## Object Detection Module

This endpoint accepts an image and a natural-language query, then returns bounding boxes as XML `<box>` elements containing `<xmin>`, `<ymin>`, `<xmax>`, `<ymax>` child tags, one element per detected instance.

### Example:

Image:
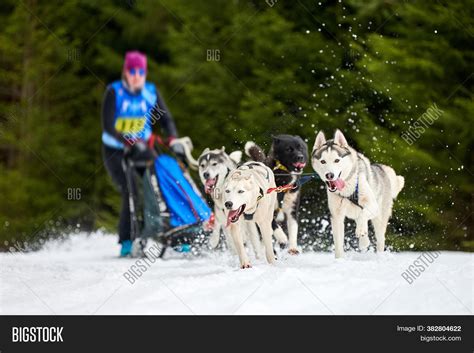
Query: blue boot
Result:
<box><xmin>120</xmin><ymin>240</ymin><xmax>132</xmax><ymax>257</ymax></box>
<box><xmin>173</xmin><ymin>244</ymin><xmax>191</xmax><ymax>253</ymax></box>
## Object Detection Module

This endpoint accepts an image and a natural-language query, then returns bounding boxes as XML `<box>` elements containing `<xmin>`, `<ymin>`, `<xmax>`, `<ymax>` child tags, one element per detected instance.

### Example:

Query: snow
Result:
<box><xmin>1</xmin><ymin>232</ymin><xmax>472</xmax><ymax>315</ymax></box>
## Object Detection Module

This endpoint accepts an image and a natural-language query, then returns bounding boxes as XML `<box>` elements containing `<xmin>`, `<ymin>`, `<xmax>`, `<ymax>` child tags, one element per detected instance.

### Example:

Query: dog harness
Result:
<box><xmin>272</xmin><ymin>160</ymin><xmax>298</xmax><ymax>211</ymax></box>
<box><xmin>239</xmin><ymin>162</ymin><xmax>317</xmax><ymax>220</ymax></box>
<box><xmin>347</xmin><ymin>178</ymin><xmax>361</xmax><ymax>208</ymax></box>
<box><xmin>241</xmin><ymin>162</ymin><xmax>270</xmax><ymax>180</ymax></box>
<box><xmin>333</xmin><ymin>170</ymin><xmax>362</xmax><ymax>209</ymax></box>
<box><xmin>267</xmin><ymin>184</ymin><xmax>296</xmax><ymax>193</ymax></box>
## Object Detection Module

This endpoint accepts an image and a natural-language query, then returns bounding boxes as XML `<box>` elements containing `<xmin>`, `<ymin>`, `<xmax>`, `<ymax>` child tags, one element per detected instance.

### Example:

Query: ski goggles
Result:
<box><xmin>128</xmin><ymin>68</ymin><xmax>146</xmax><ymax>76</ymax></box>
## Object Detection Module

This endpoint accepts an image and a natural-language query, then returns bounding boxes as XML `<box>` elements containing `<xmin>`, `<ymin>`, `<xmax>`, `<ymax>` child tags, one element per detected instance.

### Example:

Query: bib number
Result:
<box><xmin>115</xmin><ymin>117</ymin><xmax>146</xmax><ymax>134</ymax></box>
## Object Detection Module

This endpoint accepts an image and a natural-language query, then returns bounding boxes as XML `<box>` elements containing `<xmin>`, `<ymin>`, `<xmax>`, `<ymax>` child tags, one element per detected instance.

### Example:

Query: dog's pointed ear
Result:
<box><xmin>313</xmin><ymin>131</ymin><xmax>326</xmax><ymax>151</ymax></box>
<box><xmin>229</xmin><ymin>151</ymin><xmax>242</xmax><ymax>164</ymax></box>
<box><xmin>334</xmin><ymin>129</ymin><xmax>348</xmax><ymax>148</ymax></box>
<box><xmin>297</xmin><ymin>135</ymin><xmax>308</xmax><ymax>148</ymax></box>
<box><xmin>202</xmin><ymin>147</ymin><xmax>210</xmax><ymax>155</ymax></box>
<box><xmin>272</xmin><ymin>135</ymin><xmax>280</xmax><ymax>145</ymax></box>
<box><xmin>231</xmin><ymin>171</ymin><xmax>242</xmax><ymax>179</ymax></box>
<box><xmin>221</xmin><ymin>146</ymin><xmax>226</xmax><ymax>152</ymax></box>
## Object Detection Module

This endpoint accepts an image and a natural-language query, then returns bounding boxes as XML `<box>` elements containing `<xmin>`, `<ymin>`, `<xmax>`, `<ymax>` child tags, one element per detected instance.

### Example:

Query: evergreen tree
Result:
<box><xmin>0</xmin><ymin>0</ymin><xmax>471</xmax><ymax>251</ymax></box>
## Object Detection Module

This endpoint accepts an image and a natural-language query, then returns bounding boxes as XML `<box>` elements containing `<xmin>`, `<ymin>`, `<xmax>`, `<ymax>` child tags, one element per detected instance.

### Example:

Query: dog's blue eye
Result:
<box><xmin>321</xmin><ymin>160</ymin><xmax>326</xmax><ymax>164</ymax></box>
<box><xmin>335</xmin><ymin>159</ymin><xmax>340</xmax><ymax>163</ymax></box>
<box><xmin>238</xmin><ymin>190</ymin><xmax>244</xmax><ymax>194</ymax></box>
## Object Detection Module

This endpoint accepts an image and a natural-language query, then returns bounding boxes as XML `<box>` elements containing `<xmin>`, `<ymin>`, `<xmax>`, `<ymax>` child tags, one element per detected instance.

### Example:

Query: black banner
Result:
<box><xmin>0</xmin><ymin>315</ymin><xmax>472</xmax><ymax>352</ymax></box>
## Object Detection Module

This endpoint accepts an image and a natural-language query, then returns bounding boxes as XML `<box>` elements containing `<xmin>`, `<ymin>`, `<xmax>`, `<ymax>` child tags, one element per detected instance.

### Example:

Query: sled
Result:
<box><xmin>122</xmin><ymin>137</ymin><xmax>212</xmax><ymax>258</ymax></box>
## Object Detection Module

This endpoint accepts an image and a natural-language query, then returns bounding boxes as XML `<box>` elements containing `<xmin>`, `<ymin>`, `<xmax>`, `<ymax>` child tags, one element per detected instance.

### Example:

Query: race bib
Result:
<box><xmin>114</xmin><ymin>117</ymin><xmax>146</xmax><ymax>134</ymax></box>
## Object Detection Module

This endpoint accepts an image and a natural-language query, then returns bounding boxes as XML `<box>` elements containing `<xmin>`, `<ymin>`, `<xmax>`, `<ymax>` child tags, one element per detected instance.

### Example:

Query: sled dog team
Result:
<box><xmin>197</xmin><ymin>130</ymin><xmax>405</xmax><ymax>268</ymax></box>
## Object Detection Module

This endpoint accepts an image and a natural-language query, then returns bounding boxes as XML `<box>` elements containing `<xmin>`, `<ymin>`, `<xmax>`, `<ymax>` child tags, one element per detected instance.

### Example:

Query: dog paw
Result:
<box><xmin>240</xmin><ymin>263</ymin><xmax>252</xmax><ymax>269</ymax></box>
<box><xmin>355</xmin><ymin>226</ymin><xmax>368</xmax><ymax>238</ymax></box>
<box><xmin>288</xmin><ymin>248</ymin><xmax>300</xmax><ymax>255</ymax></box>
<box><xmin>355</xmin><ymin>219</ymin><xmax>368</xmax><ymax>239</ymax></box>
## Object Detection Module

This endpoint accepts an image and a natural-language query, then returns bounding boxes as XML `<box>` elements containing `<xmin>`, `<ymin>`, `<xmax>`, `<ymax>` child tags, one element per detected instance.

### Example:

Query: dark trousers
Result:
<box><xmin>102</xmin><ymin>145</ymin><xmax>132</xmax><ymax>244</ymax></box>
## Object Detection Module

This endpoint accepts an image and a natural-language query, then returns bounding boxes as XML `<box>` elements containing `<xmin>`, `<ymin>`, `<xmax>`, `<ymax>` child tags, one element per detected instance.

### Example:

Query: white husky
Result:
<box><xmin>311</xmin><ymin>130</ymin><xmax>404</xmax><ymax>258</ymax></box>
<box><xmin>223</xmin><ymin>162</ymin><xmax>280</xmax><ymax>268</ymax></box>
<box><xmin>198</xmin><ymin>147</ymin><xmax>263</xmax><ymax>257</ymax></box>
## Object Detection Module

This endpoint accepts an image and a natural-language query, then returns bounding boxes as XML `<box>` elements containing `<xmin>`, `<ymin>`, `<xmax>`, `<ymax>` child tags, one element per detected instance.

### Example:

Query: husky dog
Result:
<box><xmin>245</xmin><ymin>135</ymin><xmax>308</xmax><ymax>254</ymax></box>
<box><xmin>198</xmin><ymin>147</ymin><xmax>244</xmax><ymax>249</ymax></box>
<box><xmin>223</xmin><ymin>162</ymin><xmax>280</xmax><ymax>268</ymax></box>
<box><xmin>198</xmin><ymin>147</ymin><xmax>265</xmax><ymax>258</ymax></box>
<box><xmin>311</xmin><ymin>130</ymin><xmax>405</xmax><ymax>258</ymax></box>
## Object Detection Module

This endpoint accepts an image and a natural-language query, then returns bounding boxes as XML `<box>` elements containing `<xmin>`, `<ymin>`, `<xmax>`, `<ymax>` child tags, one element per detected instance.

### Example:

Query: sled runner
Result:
<box><xmin>122</xmin><ymin>137</ymin><xmax>212</xmax><ymax>258</ymax></box>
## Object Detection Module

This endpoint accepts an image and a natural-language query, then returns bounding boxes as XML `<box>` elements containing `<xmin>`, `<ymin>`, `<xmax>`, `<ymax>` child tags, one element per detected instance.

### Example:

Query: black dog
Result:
<box><xmin>245</xmin><ymin>135</ymin><xmax>308</xmax><ymax>254</ymax></box>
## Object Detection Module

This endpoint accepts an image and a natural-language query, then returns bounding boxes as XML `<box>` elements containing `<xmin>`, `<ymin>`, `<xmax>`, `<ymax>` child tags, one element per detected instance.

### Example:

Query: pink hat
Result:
<box><xmin>123</xmin><ymin>51</ymin><xmax>147</xmax><ymax>72</ymax></box>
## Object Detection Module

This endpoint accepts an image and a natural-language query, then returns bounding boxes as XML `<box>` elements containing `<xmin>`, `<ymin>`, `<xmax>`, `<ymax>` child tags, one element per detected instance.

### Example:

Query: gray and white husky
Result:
<box><xmin>311</xmin><ymin>130</ymin><xmax>404</xmax><ymax>258</ymax></box>
<box><xmin>198</xmin><ymin>147</ymin><xmax>262</xmax><ymax>255</ymax></box>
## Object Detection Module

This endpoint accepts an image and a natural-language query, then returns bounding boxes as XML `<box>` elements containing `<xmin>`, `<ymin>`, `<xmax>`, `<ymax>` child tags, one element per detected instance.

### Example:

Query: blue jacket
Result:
<box><xmin>101</xmin><ymin>80</ymin><xmax>177</xmax><ymax>149</ymax></box>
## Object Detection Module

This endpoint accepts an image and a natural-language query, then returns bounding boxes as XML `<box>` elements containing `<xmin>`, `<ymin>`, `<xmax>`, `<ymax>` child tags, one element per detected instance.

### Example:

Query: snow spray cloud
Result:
<box><xmin>7</xmin><ymin>241</ymin><xmax>30</xmax><ymax>254</ymax></box>
<box><xmin>401</xmin><ymin>103</ymin><xmax>444</xmax><ymax>145</ymax></box>
<box><xmin>401</xmin><ymin>251</ymin><xmax>442</xmax><ymax>284</ymax></box>
<box><xmin>122</xmin><ymin>243</ymin><xmax>162</xmax><ymax>285</ymax></box>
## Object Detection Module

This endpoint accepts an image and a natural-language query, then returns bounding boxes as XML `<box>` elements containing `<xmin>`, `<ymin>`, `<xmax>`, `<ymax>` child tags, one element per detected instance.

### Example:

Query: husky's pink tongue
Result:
<box><xmin>226</xmin><ymin>209</ymin><xmax>239</xmax><ymax>227</ymax></box>
<box><xmin>205</xmin><ymin>178</ymin><xmax>216</xmax><ymax>193</ymax></box>
<box><xmin>334</xmin><ymin>178</ymin><xmax>345</xmax><ymax>190</ymax></box>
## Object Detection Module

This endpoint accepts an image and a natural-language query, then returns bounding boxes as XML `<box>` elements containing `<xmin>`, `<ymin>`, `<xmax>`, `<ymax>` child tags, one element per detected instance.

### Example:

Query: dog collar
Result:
<box><xmin>243</xmin><ymin>188</ymin><xmax>264</xmax><ymax>220</ymax></box>
<box><xmin>243</xmin><ymin>213</ymin><xmax>254</xmax><ymax>220</ymax></box>
<box><xmin>273</xmin><ymin>160</ymin><xmax>290</xmax><ymax>173</ymax></box>
<box><xmin>332</xmin><ymin>165</ymin><xmax>361</xmax><ymax>208</ymax></box>
<box><xmin>342</xmin><ymin>176</ymin><xmax>361</xmax><ymax>209</ymax></box>
<box><xmin>348</xmin><ymin>177</ymin><xmax>360</xmax><ymax>207</ymax></box>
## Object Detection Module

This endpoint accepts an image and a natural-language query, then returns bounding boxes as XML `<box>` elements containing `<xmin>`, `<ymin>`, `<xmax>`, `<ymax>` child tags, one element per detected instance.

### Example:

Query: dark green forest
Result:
<box><xmin>0</xmin><ymin>0</ymin><xmax>472</xmax><ymax>251</ymax></box>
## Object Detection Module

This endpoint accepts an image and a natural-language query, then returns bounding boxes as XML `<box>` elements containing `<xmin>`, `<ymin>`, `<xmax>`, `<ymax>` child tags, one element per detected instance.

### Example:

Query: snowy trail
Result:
<box><xmin>1</xmin><ymin>232</ymin><xmax>472</xmax><ymax>315</ymax></box>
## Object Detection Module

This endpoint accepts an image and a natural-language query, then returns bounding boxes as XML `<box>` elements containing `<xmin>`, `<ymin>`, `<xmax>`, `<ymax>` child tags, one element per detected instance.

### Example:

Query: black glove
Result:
<box><xmin>125</xmin><ymin>140</ymin><xmax>154</xmax><ymax>163</ymax></box>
